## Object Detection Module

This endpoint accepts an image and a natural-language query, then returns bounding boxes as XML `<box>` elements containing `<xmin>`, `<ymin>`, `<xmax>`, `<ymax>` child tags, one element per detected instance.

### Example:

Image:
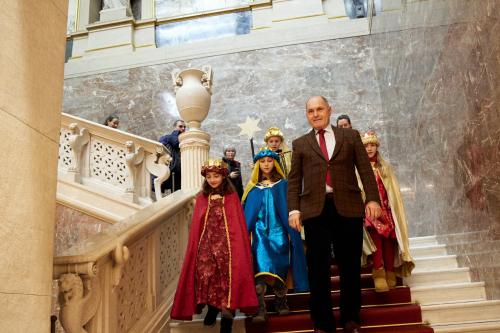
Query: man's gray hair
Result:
<box><xmin>305</xmin><ymin>95</ymin><xmax>329</xmax><ymax>107</ymax></box>
<box><xmin>223</xmin><ymin>145</ymin><xmax>236</xmax><ymax>154</ymax></box>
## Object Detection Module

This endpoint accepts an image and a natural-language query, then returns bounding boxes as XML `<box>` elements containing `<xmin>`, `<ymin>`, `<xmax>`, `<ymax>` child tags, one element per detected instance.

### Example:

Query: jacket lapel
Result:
<box><xmin>331</xmin><ymin>125</ymin><xmax>343</xmax><ymax>160</ymax></box>
<box><xmin>305</xmin><ymin>129</ymin><xmax>327</xmax><ymax>161</ymax></box>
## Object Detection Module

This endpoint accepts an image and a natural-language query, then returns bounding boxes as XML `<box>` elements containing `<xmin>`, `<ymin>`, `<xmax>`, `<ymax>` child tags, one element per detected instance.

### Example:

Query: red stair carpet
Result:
<box><xmin>245</xmin><ymin>264</ymin><xmax>433</xmax><ymax>333</ymax></box>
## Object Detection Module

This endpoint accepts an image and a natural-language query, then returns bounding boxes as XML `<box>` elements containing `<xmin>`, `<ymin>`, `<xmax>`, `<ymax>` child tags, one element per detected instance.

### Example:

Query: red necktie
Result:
<box><xmin>317</xmin><ymin>129</ymin><xmax>332</xmax><ymax>187</ymax></box>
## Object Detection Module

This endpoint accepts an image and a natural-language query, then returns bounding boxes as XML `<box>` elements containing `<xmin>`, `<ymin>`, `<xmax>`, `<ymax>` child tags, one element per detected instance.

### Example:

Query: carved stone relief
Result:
<box><xmin>158</xmin><ymin>217</ymin><xmax>180</xmax><ymax>293</ymax></box>
<box><xmin>116</xmin><ymin>238</ymin><xmax>149</xmax><ymax>331</ymax></box>
<box><xmin>58</xmin><ymin>129</ymin><xmax>73</xmax><ymax>172</ymax></box>
<box><xmin>89</xmin><ymin>138</ymin><xmax>129</xmax><ymax>188</ymax></box>
<box><xmin>58</xmin><ymin>274</ymin><xmax>100</xmax><ymax>333</ymax></box>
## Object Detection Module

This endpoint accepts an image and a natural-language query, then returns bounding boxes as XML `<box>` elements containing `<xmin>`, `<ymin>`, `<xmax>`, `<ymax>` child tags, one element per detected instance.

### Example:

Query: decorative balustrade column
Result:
<box><xmin>179</xmin><ymin>130</ymin><xmax>211</xmax><ymax>190</ymax></box>
<box><xmin>172</xmin><ymin>66</ymin><xmax>213</xmax><ymax>190</ymax></box>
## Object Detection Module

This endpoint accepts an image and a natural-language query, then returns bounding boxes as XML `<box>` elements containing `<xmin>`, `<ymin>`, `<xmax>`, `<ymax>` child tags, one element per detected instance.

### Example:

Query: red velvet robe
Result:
<box><xmin>170</xmin><ymin>192</ymin><xmax>258</xmax><ymax>320</ymax></box>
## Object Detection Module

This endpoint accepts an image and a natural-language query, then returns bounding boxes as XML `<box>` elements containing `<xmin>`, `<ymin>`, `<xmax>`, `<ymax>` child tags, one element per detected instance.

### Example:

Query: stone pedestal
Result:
<box><xmin>85</xmin><ymin>18</ymin><xmax>134</xmax><ymax>58</ymax></box>
<box><xmin>0</xmin><ymin>1</ymin><xmax>67</xmax><ymax>331</ymax></box>
<box><xmin>323</xmin><ymin>0</ymin><xmax>349</xmax><ymax>20</ymax></box>
<box><xmin>99</xmin><ymin>6</ymin><xmax>131</xmax><ymax>22</ymax></box>
<box><xmin>272</xmin><ymin>0</ymin><xmax>327</xmax><ymax>28</ymax></box>
<box><xmin>179</xmin><ymin>130</ymin><xmax>211</xmax><ymax>190</ymax></box>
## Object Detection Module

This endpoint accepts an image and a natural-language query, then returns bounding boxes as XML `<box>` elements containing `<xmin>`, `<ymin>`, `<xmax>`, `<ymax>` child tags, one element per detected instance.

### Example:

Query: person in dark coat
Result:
<box><xmin>287</xmin><ymin>96</ymin><xmax>381</xmax><ymax>333</ymax></box>
<box><xmin>159</xmin><ymin>119</ymin><xmax>186</xmax><ymax>193</ymax></box>
<box><xmin>222</xmin><ymin>145</ymin><xmax>244</xmax><ymax>199</ymax></box>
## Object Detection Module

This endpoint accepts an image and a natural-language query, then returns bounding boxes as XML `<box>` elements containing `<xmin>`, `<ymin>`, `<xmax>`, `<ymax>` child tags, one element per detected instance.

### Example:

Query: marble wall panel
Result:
<box><xmin>54</xmin><ymin>204</ymin><xmax>111</xmax><ymax>255</ymax></box>
<box><xmin>62</xmin><ymin>0</ymin><xmax>500</xmax><ymax>290</ymax></box>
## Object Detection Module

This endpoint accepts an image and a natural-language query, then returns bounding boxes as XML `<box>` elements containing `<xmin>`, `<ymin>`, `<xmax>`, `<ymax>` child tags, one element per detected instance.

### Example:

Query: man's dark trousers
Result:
<box><xmin>303</xmin><ymin>194</ymin><xmax>363</xmax><ymax>332</ymax></box>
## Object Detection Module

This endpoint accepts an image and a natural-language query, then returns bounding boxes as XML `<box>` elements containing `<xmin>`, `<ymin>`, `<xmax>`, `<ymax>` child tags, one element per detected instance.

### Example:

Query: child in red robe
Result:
<box><xmin>170</xmin><ymin>159</ymin><xmax>258</xmax><ymax>333</ymax></box>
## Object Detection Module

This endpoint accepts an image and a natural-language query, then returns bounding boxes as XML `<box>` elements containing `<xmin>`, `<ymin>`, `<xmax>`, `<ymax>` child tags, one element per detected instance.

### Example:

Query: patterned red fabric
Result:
<box><xmin>195</xmin><ymin>197</ymin><xmax>230</xmax><ymax>308</ymax></box>
<box><xmin>171</xmin><ymin>192</ymin><xmax>258</xmax><ymax>320</ymax></box>
<box><xmin>365</xmin><ymin>170</ymin><xmax>396</xmax><ymax>238</ymax></box>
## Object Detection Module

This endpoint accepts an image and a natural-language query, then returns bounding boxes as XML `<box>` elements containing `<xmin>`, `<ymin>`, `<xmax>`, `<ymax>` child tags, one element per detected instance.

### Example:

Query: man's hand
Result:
<box><xmin>229</xmin><ymin>171</ymin><xmax>239</xmax><ymax>179</ymax></box>
<box><xmin>365</xmin><ymin>201</ymin><xmax>381</xmax><ymax>221</ymax></box>
<box><xmin>288</xmin><ymin>212</ymin><xmax>302</xmax><ymax>233</ymax></box>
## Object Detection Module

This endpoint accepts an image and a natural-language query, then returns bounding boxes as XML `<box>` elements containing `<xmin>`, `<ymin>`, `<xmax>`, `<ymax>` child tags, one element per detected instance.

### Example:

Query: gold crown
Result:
<box><xmin>201</xmin><ymin>159</ymin><xmax>229</xmax><ymax>176</ymax></box>
<box><xmin>361</xmin><ymin>131</ymin><xmax>380</xmax><ymax>146</ymax></box>
<box><xmin>264</xmin><ymin>126</ymin><xmax>284</xmax><ymax>142</ymax></box>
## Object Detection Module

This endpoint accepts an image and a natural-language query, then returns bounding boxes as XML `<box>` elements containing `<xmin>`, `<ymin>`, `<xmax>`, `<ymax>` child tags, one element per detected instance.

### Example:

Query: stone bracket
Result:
<box><xmin>111</xmin><ymin>244</ymin><xmax>130</xmax><ymax>288</ymax></box>
<box><xmin>146</xmin><ymin>145</ymin><xmax>171</xmax><ymax>201</ymax></box>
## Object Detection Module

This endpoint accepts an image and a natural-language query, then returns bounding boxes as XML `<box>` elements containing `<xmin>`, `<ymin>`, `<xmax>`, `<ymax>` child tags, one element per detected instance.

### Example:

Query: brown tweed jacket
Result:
<box><xmin>287</xmin><ymin>125</ymin><xmax>380</xmax><ymax>220</ymax></box>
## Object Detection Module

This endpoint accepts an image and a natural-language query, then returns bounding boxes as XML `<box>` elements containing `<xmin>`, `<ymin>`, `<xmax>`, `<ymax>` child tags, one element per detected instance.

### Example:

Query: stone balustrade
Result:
<box><xmin>53</xmin><ymin>189</ymin><xmax>197</xmax><ymax>333</ymax></box>
<box><xmin>58</xmin><ymin>113</ymin><xmax>171</xmax><ymax>206</ymax></box>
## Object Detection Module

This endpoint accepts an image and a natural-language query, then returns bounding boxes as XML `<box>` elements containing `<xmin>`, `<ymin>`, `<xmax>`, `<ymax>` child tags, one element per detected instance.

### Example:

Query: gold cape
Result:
<box><xmin>357</xmin><ymin>156</ymin><xmax>415</xmax><ymax>277</ymax></box>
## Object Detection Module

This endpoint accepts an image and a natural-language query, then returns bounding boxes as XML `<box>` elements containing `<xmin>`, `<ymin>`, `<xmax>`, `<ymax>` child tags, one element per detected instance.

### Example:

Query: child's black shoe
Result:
<box><xmin>203</xmin><ymin>305</ymin><xmax>219</xmax><ymax>327</ymax></box>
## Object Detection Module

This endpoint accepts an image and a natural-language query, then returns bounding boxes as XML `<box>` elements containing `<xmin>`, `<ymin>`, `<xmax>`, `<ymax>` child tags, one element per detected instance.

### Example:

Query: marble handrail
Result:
<box><xmin>53</xmin><ymin>189</ymin><xmax>197</xmax><ymax>333</ymax></box>
<box><xmin>58</xmin><ymin>112</ymin><xmax>172</xmax><ymax>205</ymax></box>
<box><xmin>54</xmin><ymin>189</ymin><xmax>196</xmax><ymax>264</ymax></box>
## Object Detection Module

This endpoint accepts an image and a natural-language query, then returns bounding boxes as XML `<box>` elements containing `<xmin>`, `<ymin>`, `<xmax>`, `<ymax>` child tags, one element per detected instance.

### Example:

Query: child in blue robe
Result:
<box><xmin>242</xmin><ymin>149</ymin><xmax>308</xmax><ymax>321</ymax></box>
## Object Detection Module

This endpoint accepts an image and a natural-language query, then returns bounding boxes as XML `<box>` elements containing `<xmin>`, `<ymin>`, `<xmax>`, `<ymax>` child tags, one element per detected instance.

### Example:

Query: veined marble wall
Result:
<box><xmin>54</xmin><ymin>204</ymin><xmax>111</xmax><ymax>255</ymax></box>
<box><xmin>63</xmin><ymin>0</ymin><xmax>499</xmax><ymax>295</ymax></box>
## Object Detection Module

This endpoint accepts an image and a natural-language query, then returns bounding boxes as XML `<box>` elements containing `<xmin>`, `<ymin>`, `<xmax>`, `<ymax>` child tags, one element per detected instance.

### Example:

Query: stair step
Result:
<box><xmin>411</xmin><ymin>282</ymin><xmax>486</xmax><ymax>305</ymax></box>
<box><xmin>266</xmin><ymin>287</ymin><xmax>412</xmax><ymax>311</ymax></box>
<box><xmin>410</xmin><ymin>244</ymin><xmax>447</xmax><ymax>258</ymax></box>
<box><xmin>432</xmin><ymin>319</ymin><xmax>500</xmax><ymax>333</ymax></box>
<box><xmin>413</xmin><ymin>255</ymin><xmax>458</xmax><ymax>272</ymax></box>
<box><xmin>353</xmin><ymin>324</ymin><xmax>434</xmax><ymax>333</ymax></box>
<box><xmin>409</xmin><ymin>236</ymin><xmax>438</xmax><ymax>247</ymax></box>
<box><xmin>331</xmin><ymin>274</ymin><xmax>403</xmax><ymax>290</ymax></box>
<box><xmin>246</xmin><ymin>304</ymin><xmax>423</xmax><ymax>332</ymax></box>
<box><xmin>405</xmin><ymin>267</ymin><xmax>471</xmax><ymax>287</ymax></box>
<box><xmin>422</xmin><ymin>300</ymin><xmax>500</xmax><ymax>325</ymax></box>
<box><xmin>262</xmin><ymin>323</ymin><xmax>434</xmax><ymax>332</ymax></box>
<box><xmin>169</xmin><ymin>316</ymin><xmax>246</xmax><ymax>333</ymax></box>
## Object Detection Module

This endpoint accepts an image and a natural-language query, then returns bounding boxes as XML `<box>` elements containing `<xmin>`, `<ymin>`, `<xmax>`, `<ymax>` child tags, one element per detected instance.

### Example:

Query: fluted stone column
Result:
<box><xmin>0</xmin><ymin>1</ymin><xmax>67</xmax><ymax>332</ymax></box>
<box><xmin>179</xmin><ymin>130</ymin><xmax>211</xmax><ymax>190</ymax></box>
<box><xmin>173</xmin><ymin>66</ymin><xmax>213</xmax><ymax>190</ymax></box>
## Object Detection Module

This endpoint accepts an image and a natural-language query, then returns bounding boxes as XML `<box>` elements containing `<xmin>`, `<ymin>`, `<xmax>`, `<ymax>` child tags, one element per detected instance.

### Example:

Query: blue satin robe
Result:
<box><xmin>244</xmin><ymin>180</ymin><xmax>309</xmax><ymax>292</ymax></box>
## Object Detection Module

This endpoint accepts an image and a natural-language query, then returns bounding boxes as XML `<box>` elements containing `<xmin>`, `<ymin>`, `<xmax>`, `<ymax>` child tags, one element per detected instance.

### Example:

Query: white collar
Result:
<box><xmin>314</xmin><ymin>125</ymin><xmax>333</xmax><ymax>134</ymax></box>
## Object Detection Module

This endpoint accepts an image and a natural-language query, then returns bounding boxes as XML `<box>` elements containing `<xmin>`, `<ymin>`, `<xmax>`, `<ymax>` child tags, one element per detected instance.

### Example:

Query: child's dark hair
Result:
<box><xmin>258</xmin><ymin>164</ymin><xmax>283</xmax><ymax>183</ymax></box>
<box><xmin>202</xmin><ymin>177</ymin><xmax>236</xmax><ymax>196</ymax></box>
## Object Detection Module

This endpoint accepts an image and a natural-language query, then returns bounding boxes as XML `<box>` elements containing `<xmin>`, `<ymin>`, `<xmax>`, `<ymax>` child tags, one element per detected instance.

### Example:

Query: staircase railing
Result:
<box><xmin>58</xmin><ymin>113</ymin><xmax>172</xmax><ymax>205</ymax></box>
<box><xmin>53</xmin><ymin>189</ymin><xmax>197</xmax><ymax>333</ymax></box>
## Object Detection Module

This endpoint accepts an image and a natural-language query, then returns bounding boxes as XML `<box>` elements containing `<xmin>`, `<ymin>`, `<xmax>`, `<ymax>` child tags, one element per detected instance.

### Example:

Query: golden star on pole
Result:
<box><xmin>238</xmin><ymin>116</ymin><xmax>262</xmax><ymax>139</ymax></box>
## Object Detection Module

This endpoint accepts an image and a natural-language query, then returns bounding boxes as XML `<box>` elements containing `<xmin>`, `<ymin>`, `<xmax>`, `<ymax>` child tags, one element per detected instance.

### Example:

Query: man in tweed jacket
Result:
<box><xmin>287</xmin><ymin>96</ymin><xmax>381</xmax><ymax>333</ymax></box>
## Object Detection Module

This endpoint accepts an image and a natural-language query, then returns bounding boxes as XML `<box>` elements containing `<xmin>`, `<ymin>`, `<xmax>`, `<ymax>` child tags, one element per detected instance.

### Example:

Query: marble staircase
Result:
<box><xmin>169</xmin><ymin>235</ymin><xmax>500</xmax><ymax>333</ymax></box>
<box><xmin>406</xmin><ymin>236</ymin><xmax>500</xmax><ymax>333</ymax></box>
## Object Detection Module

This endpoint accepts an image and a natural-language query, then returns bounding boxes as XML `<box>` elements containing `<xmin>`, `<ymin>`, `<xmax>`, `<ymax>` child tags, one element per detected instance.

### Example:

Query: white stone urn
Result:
<box><xmin>172</xmin><ymin>66</ymin><xmax>213</xmax><ymax>129</ymax></box>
